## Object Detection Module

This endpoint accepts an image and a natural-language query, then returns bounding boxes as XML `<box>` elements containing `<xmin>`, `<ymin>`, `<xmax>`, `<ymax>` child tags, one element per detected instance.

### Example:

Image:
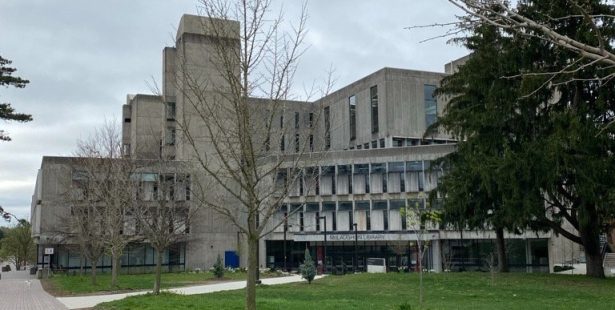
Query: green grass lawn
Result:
<box><xmin>95</xmin><ymin>272</ymin><xmax>615</xmax><ymax>310</ymax></box>
<box><xmin>43</xmin><ymin>270</ymin><xmax>254</xmax><ymax>296</ymax></box>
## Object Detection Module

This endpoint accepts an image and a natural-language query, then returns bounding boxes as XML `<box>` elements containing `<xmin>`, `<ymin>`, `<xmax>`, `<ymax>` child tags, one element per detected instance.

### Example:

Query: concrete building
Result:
<box><xmin>32</xmin><ymin>14</ymin><xmax>564</xmax><ymax>274</ymax></box>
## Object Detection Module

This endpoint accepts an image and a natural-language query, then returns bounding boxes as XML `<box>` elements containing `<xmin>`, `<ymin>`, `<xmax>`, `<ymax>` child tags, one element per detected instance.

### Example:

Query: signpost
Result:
<box><xmin>44</xmin><ymin>248</ymin><xmax>53</xmax><ymax>278</ymax></box>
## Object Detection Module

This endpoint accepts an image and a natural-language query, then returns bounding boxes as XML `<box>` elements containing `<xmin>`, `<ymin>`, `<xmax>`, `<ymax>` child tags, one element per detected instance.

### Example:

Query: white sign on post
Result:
<box><xmin>44</xmin><ymin>248</ymin><xmax>54</xmax><ymax>255</ymax></box>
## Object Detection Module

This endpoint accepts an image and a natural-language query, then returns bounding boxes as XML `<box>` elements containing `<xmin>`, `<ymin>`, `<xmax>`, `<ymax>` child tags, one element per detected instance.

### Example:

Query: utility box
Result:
<box><xmin>225</xmin><ymin>251</ymin><xmax>240</xmax><ymax>268</ymax></box>
<box><xmin>367</xmin><ymin>258</ymin><xmax>386</xmax><ymax>273</ymax></box>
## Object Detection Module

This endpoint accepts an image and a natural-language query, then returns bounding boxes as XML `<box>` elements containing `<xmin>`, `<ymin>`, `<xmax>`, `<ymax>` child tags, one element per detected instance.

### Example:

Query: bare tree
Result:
<box><xmin>69</xmin><ymin>121</ymin><xmax>139</xmax><ymax>286</ymax></box>
<box><xmin>403</xmin><ymin>197</ymin><xmax>441</xmax><ymax>309</ymax></box>
<box><xmin>170</xmin><ymin>1</ymin><xmax>331</xmax><ymax>309</ymax></box>
<box><xmin>133</xmin><ymin>159</ymin><xmax>194</xmax><ymax>295</ymax></box>
<box><xmin>67</xmin><ymin>201</ymin><xmax>107</xmax><ymax>284</ymax></box>
<box><xmin>448</xmin><ymin>0</ymin><xmax>615</xmax><ymax>80</ymax></box>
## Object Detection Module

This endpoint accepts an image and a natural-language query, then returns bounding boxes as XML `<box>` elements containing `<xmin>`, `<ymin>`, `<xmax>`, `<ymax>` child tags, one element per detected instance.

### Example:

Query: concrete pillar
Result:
<box><xmin>431</xmin><ymin>239</ymin><xmax>442</xmax><ymax>273</ymax></box>
<box><xmin>259</xmin><ymin>238</ymin><xmax>266</xmax><ymax>269</ymax></box>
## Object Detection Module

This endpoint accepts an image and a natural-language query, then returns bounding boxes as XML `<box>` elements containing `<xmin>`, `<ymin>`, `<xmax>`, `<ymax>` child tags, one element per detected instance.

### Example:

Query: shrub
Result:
<box><xmin>397</xmin><ymin>302</ymin><xmax>413</xmax><ymax>310</ymax></box>
<box><xmin>300</xmin><ymin>249</ymin><xmax>316</xmax><ymax>284</ymax></box>
<box><xmin>212</xmin><ymin>255</ymin><xmax>225</xmax><ymax>279</ymax></box>
<box><xmin>553</xmin><ymin>265</ymin><xmax>574</xmax><ymax>272</ymax></box>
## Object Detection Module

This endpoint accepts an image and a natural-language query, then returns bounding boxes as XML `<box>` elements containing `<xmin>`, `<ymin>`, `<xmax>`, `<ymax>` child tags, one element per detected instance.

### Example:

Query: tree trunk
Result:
<box><xmin>91</xmin><ymin>262</ymin><xmax>97</xmax><ymax>286</ymax></box>
<box><xmin>578</xmin><ymin>213</ymin><xmax>604</xmax><ymax>278</ymax></box>
<box><xmin>79</xmin><ymin>252</ymin><xmax>84</xmax><ymax>276</ymax></box>
<box><xmin>245</xmin><ymin>236</ymin><xmax>258</xmax><ymax>310</ymax></box>
<box><xmin>154</xmin><ymin>250</ymin><xmax>163</xmax><ymax>294</ymax></box>
<box><xmin>111</xmin><ymin>251</ymin><xmax>120</xmax><ymax>288</ymax></box>
<box><xmin>495</xmin><ymin>227</ymin><xmax>509</xmax><ymax>273</ymax></box>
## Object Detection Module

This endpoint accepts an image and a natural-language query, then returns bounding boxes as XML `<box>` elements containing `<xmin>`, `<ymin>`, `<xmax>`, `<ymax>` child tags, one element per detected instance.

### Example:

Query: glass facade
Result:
<box><xmin>275</xmin><ymin>160</ymin><xmax>438</xmax><ymax>197</ymax></box>
<box><xmin>324</xmin><ymin>106</ymin><xmax>331</xmax><ymax>150</ymax></box>
<box><xmin>370</xmin><ymin>85</ymin><xmax>378</xmax><ymax>133</ymax></box>
<box><xmin>424</xmin><ymin>84</ymin><xmax>437</xmax><ymax>128</ymax></box>
<box><xmin>38</xmin><ymin>242</ymin><xmax>186</xmax><ymax>273</ymax></box>
<box><xmin>349</xmin><ymin>95</ymin><xmax>357</xmax><ymax>141</ymax></box>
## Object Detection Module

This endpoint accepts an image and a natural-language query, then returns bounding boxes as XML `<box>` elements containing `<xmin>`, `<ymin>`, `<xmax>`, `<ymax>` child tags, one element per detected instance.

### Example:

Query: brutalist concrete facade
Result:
<box><xmin>31</xmin><ymin>14</ymin><xmax>573</xmax><ymax>273</ymax></box>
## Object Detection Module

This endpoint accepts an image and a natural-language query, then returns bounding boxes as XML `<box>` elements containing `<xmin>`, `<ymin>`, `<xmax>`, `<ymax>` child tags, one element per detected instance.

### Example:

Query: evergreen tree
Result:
<box><xmin>300</xmin><ymin>249</ymin><xmax>316</xmax><ymax>284</ymax></box>
<box><xmin>213</xmin><ymin>254</ymin><xmax>225</xmax><ymax>279</ymax></box>
<box><xmin>432</xmin><ymin>14</ymin><xmax>533</xmax><ymax>273</ymax></box>
<box><xmin>435</xmin><ymin>0</ymin><xmax>615</xmax><ymax>277</ymax></box>
<box><xmin>0</xmin><ymin>55</ymin><xmax>32</xmax><ymax>141</ymax></box>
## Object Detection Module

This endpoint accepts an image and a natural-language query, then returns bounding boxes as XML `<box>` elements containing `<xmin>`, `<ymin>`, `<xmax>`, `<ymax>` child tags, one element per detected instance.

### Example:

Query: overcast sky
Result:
<box><xmin>0</xmin><ymin>0</ymin><xmax>467</xmax><ymax>224</ymax></box>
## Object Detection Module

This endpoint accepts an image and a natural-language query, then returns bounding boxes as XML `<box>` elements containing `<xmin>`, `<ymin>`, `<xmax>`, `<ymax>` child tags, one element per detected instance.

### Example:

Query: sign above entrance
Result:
<box><xmin>293</xmin><ymin>232</ymin><xmax>439</xmax><ymax>242</ymax></box>
<box><xmin>44</xmin><ymin>248</ymin><xmax>54</xmax><ymax>255</ymax></box>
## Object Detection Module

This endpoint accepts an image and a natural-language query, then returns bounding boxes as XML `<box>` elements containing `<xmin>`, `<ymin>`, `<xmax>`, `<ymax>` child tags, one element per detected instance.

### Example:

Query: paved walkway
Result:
<box><xmin>58</xmin><ymin>274</ymin><xmax>324</xmax><ymax>309</ymax></box>
<box><xmin>0</xmin><ymin>270</ymin><xmax>67</xmax><ymax>310</ymax></box>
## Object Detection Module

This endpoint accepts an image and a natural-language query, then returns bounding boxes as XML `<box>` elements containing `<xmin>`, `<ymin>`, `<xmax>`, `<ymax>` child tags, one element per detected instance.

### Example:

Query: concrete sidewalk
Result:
<box><xmin>0</xmin><ymin>270</ymin><xmax>67</xmax><ymax>310</ymax></box>
<box><xmin>57</xmin><ymin>274</ymin><xmax>324</xmax><ymax>309</ymax></box>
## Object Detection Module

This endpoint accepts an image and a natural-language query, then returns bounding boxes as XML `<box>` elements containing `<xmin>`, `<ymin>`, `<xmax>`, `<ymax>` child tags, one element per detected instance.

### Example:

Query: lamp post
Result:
<box><xmin>353</xmin><ymin>223</ymin><xmax>358</xmax><ymax>272</ymax></box>
<box><xmin>317</xmin><ymin>215</ymin><xmax>327</xmax><ymax>274</ymax></box>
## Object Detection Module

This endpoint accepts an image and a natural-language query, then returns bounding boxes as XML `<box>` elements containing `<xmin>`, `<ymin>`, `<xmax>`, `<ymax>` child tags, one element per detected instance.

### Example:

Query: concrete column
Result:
<box><xmin>431</xmin><ymin>239</ymin><xmax>442</xmax><ymax>273</ymax></box>
<box><xmin>259</xmin><ymin>238</ymin><xmax>266</xmax><ymax>269</ymax></box>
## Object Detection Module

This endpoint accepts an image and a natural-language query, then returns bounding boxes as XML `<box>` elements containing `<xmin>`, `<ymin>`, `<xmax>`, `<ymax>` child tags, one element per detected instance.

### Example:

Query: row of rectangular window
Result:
<box><xmin>72</xmin><ymin>172</ymin><xmax>192</xmax><ymax>202</ymax></box>
<box><xmin>280</xmin><ymin>112</ymin><xmax>315</xmax><ymax>129</ymax></box>
<box><xmin>276</xmin><ymin>160</ymin><xmax>440</xmax><ymax>196</ymax></box>
<box><xmin>350</xmin><ymin>138</ymin><xmax>386</xmax><ymax>150</ymax></box>
<box><xmin>279</xmin><ymin>134</ymin><xmax>315</xmax><ymax>152</ymax></box>
<box><xmin>277</xmin><ymin>198</ymin><xmax>440</xmax><ymax>232</ymax></box>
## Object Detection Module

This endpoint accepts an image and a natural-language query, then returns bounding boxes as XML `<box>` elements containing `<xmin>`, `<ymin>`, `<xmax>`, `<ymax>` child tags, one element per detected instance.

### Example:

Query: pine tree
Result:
<box><xmin>0</xmin><ymin>55</ymin><xmax>32</xmax><ymax>141</ymax></box>
<box><xmin>435</xmin><ymin>0</ymin><xmax>615</xmax><ymax>277</ymax></box>
<box><xmin>432</xmin><ymin>15</ymin><xmax>532</xmax><ymax>273</ymax></box>
<box><xmin>300</xmin><ymin>249</ymin><xmax>316</xmax><ymax>284</ymax></box>
<box><xmin>213</xmin><ymin>254</ymin><xmax>225</xmax><ymax>279</ymax></box>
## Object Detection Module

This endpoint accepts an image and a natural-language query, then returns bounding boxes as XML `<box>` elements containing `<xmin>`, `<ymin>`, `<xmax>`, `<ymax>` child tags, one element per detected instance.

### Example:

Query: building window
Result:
<box><xmin>393</xmin><ymin>137</ymin><xmax>404</xmax><ymax>147</ymax></box>
<box><xmin>280</xmin><ymin>115</ymin><xmax>284</xmax><ymax>128</ymax></box>
<box><xmin>123</xmin><ymin>143</ymin><xmax>131</xmax><ymax>156</ymax></box>
<box><xmin>364</xmin><ymin>143</ymin><xmax>369</xmax><ymax>149</ymax></box>
<box><xmin>324</xmin><ymin>106</ymin><xmax>331</xmax><ymax>150</ymax></box>
<box><xmin>299</xmin><ymin>175</ymin><xmax>304</xmax><ymax>196</ymax></box>
<box><xmin>166</xmin><ymin>102</ymin><xmax>176</xmax><ymax>120</ymax></box>
<box><xmin>383</xmin><ymin>210</ymin><xmax>388</xmax><ymax>231</ymax></box>
<box><xmin>309</xmin><ymin>134</ymin><xmax>314</xmax><ymax>152</ymax></box>
<box><xmin>295</xmin><ymin>133</ymin><xmax>300</xmax><ymax>152</ymax></box>
<box><xmin>295</xmin><ymin>112</ymin><xmax>300</xmax><ymax>129</ymax></box>
<box><xmin>349</xmin><ymin>95</ymin><xmax>356</xmax><ymax>141</ymax></box>
<box><xmin>309</xmin><ymin>112</ymin><xmax>314</xmax><ymax>128</ymax></box>
<box><xmin>370</xmin><ymin>86</ymin><xmax>378</xmax><ymax>133</ymax></box>
<box><xmin>185</xmin><ymin>175</ymin><xmax>191</xmax><ymax>201</ymax></box>
<box><xmin>379</xmin><ymin>138</ymin><xmax>385</xmax><ymax>148</ymax></box>
<box><xmin>124</xmin><ymin>118</ymin><xmax>131</xmax><ymax>123</ymax></box>
<box><xmin>371</xmin><ymin>140</ymin><xmax>377</xmax><ymax>149</ymax></box>
<box><xmin>349</xmin><ymin>211</ymin><xmax>354</xmax><ymax>231</ymax></box>
<box><xmin>300</xmin><ymin>212</ymin><xmax>304</xmax><ymax>231</ymax></box>
<box><xmin>424</xmin><ymin>84</ymin><xmax>437</xmax><ymax>128</ymax></box>
<box><xmin>354</xmin><ymin>164</ymin><xmax>369</xmax><ymax>194</ymax></box>
<box><xmin>165</xmin><ymin>127</ymin><xmax>176</xmax><ymax>145</ymax></box>
<box><xmin>280</xmin><ymin>136</ymin><xmax>285</xmax><ymax>152</ymax></box>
